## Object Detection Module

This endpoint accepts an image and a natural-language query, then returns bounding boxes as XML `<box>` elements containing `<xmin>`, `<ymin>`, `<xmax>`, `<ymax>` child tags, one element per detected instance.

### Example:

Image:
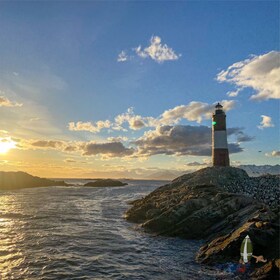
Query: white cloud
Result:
<box><xmin>265</xmin><ymin>150</ymin><xmax>280</xmax><ymax>157</ymax></box>
<box><xmin>69</xmin><ymin>101</ymin><xmax>237</xmax><ymax>134</ymax></box>
<box><xmin>135</xmin><ymin>36</ymin><xmax>181</xmax><ymax>63</ymax></box>
<box><xmin>158</xmin><ymin>100</ymin><xmax>236</xmax><ymax>124</ymax></box>
<box><xmin>257</xmin><ymin>115</ymin><xmax>274</xmax><ymax>129</ymax></box>
<box><xmin>271</xmin><ymin>151</ymin><xmax>280</xmax><ymax>157</ymax></box>
<box><xmin>68</xmin><ymin>120</ymin><xmax>112</xmax><ymax>133</ymax></box>
<box><xmin>226</xmin><ymin>88</ymin><xmax>242</xmax><ymax>97</ymax></box>
<box><xmin>0</xmin><ymin>95</ymin><xmax>22</xmax><ymax>107</ymax></box>
<box><xmin>113</xmin><ymin>107</ymin><xmax>153</xmax><ymax>131</ymax></box>
<box><xmin>117</xmin><ymin>36</ymin><xmax>181</xmax><ymax>64</ymax></box>
<box><xmin>117</xmin><ymin>51</ymin><xmax>128</xmax><ymax>62</ymax></box>
<box><xmin>133</xmin><ymin>125</ymin><xmax>244</xmax><ymax>157</ymax></box>
<box><xmin>217</xmin><ymin>51</ymin><xmax>280</xmax><ymax>100</ymax></box>
<box><xmin>107</xmin><ymin>136</ymin><xmax>128</xmax><ymax>142</ymax></box>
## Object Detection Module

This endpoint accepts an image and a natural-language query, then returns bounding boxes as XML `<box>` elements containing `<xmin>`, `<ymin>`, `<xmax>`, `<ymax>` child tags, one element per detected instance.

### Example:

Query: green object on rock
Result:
<box><xmin>241</xmin><ymin>235</ymin><xmax>253</xmax><ymax>263</ymax></box>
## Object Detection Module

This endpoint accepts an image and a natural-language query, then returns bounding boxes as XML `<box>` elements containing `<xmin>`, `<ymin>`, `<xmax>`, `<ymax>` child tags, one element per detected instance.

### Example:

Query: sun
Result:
<box><xmin>0</xmin><ymin>138</ymin><xmax>16</xmax><ymax>154</ymax></box>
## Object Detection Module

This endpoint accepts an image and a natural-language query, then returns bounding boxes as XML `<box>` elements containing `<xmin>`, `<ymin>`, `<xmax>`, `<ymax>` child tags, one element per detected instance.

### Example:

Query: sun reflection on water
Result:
<box><xmin>0</xmin><ymin>193</ymin><xmax>27</xmax><ymax>279</ymax></box>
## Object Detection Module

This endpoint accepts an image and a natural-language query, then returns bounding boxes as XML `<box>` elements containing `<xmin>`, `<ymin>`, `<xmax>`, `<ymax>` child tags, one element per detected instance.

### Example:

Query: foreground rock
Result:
<box><xmin>0</xmin><ymin>171</ymin><xmax>70</xmax><ymax>190</ymax></box>
<box><xmin>84</xmin><ymin>179</ymin><xmax>128</xmax><ymax>187</ymax></box>
<box><xmin>125</xmin><ymin>167</ymin><xmax>279</xmax><ymax>279</ymax></box>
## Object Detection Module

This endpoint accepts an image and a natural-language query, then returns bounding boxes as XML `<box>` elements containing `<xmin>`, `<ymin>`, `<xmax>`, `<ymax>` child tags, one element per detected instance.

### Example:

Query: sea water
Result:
<box><xmin>0</xmin><ymin>180</ymin><xmax>231</xmax><ymax>279</ymax></box>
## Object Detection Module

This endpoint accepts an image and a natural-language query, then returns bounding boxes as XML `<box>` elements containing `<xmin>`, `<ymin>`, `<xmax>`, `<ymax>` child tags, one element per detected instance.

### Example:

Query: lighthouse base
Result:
<box><xmin>213</xmin><ymin>149</ymin><xmax>230</xmax><ymax>166</ymax></box>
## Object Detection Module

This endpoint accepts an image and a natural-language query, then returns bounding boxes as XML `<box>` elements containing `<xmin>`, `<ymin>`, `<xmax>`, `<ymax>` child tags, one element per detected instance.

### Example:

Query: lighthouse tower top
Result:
<box><xmin>215</xmin><ymin>102</ymin><xmax>222</xmax><ymax>108</ymax></box>
<box><xmin>214</xmin><ymin>103</ymin><xmax>225</xmax><ymax>115</ymax></box>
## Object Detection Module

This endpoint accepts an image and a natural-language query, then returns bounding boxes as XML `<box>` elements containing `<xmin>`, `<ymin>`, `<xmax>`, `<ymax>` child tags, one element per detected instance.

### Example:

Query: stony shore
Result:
<box><xmin>125</xmin><ymin>167</ymin><xmax>280</xmax><ymax>279</ymax></box>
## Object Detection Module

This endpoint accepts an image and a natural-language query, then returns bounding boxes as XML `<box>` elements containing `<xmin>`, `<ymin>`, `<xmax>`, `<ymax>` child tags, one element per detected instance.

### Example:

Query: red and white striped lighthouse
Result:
<box><xmin>212</xmin><ymin>103</ymin><xmax>230</xmax><ymax>166</ymax></box>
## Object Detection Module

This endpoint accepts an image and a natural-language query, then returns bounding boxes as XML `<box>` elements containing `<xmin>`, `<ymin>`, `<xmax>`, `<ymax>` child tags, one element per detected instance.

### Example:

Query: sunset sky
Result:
<box><xmin>0</xmin><ymin>1</ymin><xmax>279</xmax><ymax>178</ymax></box>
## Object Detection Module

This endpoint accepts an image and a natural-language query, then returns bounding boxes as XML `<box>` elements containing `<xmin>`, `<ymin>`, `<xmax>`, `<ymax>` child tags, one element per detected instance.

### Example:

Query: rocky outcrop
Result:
<box><xmin>84</xmin><ymin>179</ymin><xmax>128</xmax><ymax>187</ymax></box>
<box><xmin>0</xmin><ymin>171</ymin><xmax>70</xmax><ymax>189</ymax></box>
<box><xmin>125</xmin><ymin>167</ymin><xmax>279</xmax><ymax>279</ymax></box>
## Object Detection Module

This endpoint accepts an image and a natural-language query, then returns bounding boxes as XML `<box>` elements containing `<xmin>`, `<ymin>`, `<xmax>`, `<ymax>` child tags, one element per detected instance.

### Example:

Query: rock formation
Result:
<box><xmin>125</xmin><ymin>166</ymin><xmax>279</xmax><ymax>279</ymax></box>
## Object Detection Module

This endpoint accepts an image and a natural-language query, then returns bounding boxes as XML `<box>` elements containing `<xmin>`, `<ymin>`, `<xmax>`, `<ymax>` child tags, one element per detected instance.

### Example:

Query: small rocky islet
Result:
<box><xmin>84</xmin><ymin>179</ymin><xmax>128</xmax><ymax>187</ymax></box>
<box><xmin>125</xmin><ymin>166</ymin><xmax>280</xmax><ymax>279</ymax></box>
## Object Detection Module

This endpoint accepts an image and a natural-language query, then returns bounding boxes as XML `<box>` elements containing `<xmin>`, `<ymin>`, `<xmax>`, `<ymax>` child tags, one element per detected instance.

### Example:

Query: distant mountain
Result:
<box><xmin>0</xmin><ymin>171</ymin><xmax>70</xmax><ymax>189</ymax></box>
<box><xmin>237</xmin><ymin>164</ymin><xmax>280</xmax><ymax>177</ymax></box>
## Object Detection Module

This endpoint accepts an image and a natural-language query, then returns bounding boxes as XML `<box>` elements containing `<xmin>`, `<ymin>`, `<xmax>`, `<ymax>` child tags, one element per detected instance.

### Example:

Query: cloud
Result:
<box><xmin>31</xmin><ymin>140</ymin><xmax>64</xmax><ymax>149</ymax></box>
<box><xmin>257</xmin><ymin>115</ymin><xmax>274</xmax><ymax>129</ymax></box>
<box><xmin>24</xmin><ymin>123</ymin><xmax>250</xmax><ymax>159</ymax></box>
<box><xmin>68</xmin><ymin>120</ymin><xmax>111</xmax><ymax>133</ymax></box>
<box><xmin>113</xmin><ymin>107</ymin><xmax>154</xmax><ymax>131</ymax></box>
<box><xmin>217</xmin><ymin>51</ymin><xmax>280</xmax><ymax>100</ymax></box>
<box><xmin>135</xmin><ymin>36</ymin><xmax>181</xmax><ymax>63</ymax></box>
<box><xmin>265</xmin><ymin>150</ymin><xmax>280</xmax><ymax>157</ymax></box>
<box><xmin>271</xmin><ymin>151</ymin><xmax>280</xmax><ymax>157</ymax></box>
<box><xmin>117</xmin><ymin>51</ymin><xmax>129</xmax><ymax>62</ymax></box>
<box><xmin>107</xmin><ymin>136</ymin><xmax>128</xmax><ymax>142</ymax></box>
<box><xmin>117</xmin><ymin>35</ymin><xmax>181</xmax><ymax>64</ymax></box>
<box><xmin>81</xmin><ymin>141</ymin><xmax>134</xmax><ymax>157</ymax></box>
<box><xmin>0</xmin><ymin>95</ymin><xmax>22</xmax><ymax>107</ymax></box>
<box><xmin>28</xmin><ymin>138</ymin><xmax>134</xmax><ymax>158</ymax></box>
<box><xmin>64</xmin><ymin>158</ymin><xmax>77</xmax><ymax>163</ymax></box>
<box><xmin>133</xmin><ymin>125</ymin><xmax>245</xmax><ymax>157</ymax></box>
<box><xmin>158</xmin><ymin>100</ymin><xmax>236</xmax><ymax>124</ymax></box>
<box><xmin>69</xmin><ymin>101</ymin><xmax>237</xmax><ymax>134</ymax></box>
<box><xmin>226</xmin><ymin>89</ymin><xmax>241</xmax><ymax>97</ymax></box>
<box><xmin>227</xmin><ymin>127</ymin><xmax>255</xmax><ymax>142</ymax></box>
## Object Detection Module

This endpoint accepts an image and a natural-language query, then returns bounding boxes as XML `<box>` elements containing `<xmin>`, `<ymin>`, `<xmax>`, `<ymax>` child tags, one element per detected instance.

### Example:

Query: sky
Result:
<box><xmin>0</xmin><ymin>1</ymin><xmax>279</xmax><ymax>179</ymax></box>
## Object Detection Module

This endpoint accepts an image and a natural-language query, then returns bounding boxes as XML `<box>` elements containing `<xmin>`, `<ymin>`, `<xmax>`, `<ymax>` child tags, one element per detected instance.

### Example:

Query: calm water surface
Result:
<box><xmin>0</xmin><ymin>180</ymin><xmax>230</xmax><ymax>279</ymax></box>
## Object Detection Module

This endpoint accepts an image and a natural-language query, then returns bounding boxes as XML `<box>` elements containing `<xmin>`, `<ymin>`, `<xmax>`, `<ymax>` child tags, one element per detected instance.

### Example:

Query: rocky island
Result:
<box><xmin>0</xmin><ymin>171</ymin><xmax>70</xmax><ymax>189</ymax></box>
<box><xmin>84</xmin><ymin>179</ymin><xmax>128</xmax><ymax>187</ymax></box>
<box><xmin>125</xmin><ymin>167</ymin><xmax>280</xmax><ymax>279</ymax></box>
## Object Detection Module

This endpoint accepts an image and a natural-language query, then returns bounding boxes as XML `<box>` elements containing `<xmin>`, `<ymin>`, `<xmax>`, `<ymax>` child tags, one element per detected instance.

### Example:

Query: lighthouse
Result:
<box><xmin>212</xmin><ymin>103</ymin><xmax>230</xmax><ymax>166</ymax></box>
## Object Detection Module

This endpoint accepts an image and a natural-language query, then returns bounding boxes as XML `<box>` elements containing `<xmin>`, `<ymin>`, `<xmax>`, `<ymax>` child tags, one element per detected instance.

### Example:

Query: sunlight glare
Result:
<box><xmin>0</xmin><ymin>138</ymin><xmax>16</xmax><ymax>154</ymax></box>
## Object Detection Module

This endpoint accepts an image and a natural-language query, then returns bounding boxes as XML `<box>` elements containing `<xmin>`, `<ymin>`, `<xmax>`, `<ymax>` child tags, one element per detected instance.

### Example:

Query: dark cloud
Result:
<box><xmin>131</xmin><ymin>119</ymin><xmax>145</xmax><ymax>130</ymax></box>
<box><xmin>63</xmin><ymin>145</ymin><xmax>78</xmax><ymax>152</ymax></box>
<box><xmin>227</xmin><ymin>127</ymin><xmax>255</xmax><ymax>142</ymax></box>
<box><xmin>133</xmin><ymin>125</ymin><xmax>245</xmax><ymax>157</ymax></box>
<box><xmin>228</xmin><ymin>143</ymin><xmax>244</xmax><ymax>153</ymax></box>
<box><xmin>236</xmin><ymin>134</ymin><xmax>255</xmax><ymax>142</ymax></box>
<box><xmin>134</xmin><ymin>125</ymin><xmax>211</xmax><ymax>156</ymax></box>
<box><xmin>82</xmin><ymin>142</ymin><xmax>134</xmax><ymax>157</ymax></box>
<box><xmin>31</xmin><ymin>140</ymin><xmax>64</xmax><ymax>148</ymax></box>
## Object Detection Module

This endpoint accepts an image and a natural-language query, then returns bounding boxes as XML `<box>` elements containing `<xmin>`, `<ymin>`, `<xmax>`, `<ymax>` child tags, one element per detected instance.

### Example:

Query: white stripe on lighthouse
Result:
<box><xmin>213</xmin><ymin>131</ymin><xmax>228</xmax><ymax>149</ymax></box>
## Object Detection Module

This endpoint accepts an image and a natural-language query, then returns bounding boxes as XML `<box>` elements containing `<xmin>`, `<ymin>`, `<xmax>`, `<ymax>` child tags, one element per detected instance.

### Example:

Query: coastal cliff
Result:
<box><xmin>0</xmin><ymin>171</ymin><xmax>70</xmax><ymax>189</ymax></box>
<box><xmin>125</xmin><ymin>167</ymin><xmax>280</xmax><ymax>279</ymax></box>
